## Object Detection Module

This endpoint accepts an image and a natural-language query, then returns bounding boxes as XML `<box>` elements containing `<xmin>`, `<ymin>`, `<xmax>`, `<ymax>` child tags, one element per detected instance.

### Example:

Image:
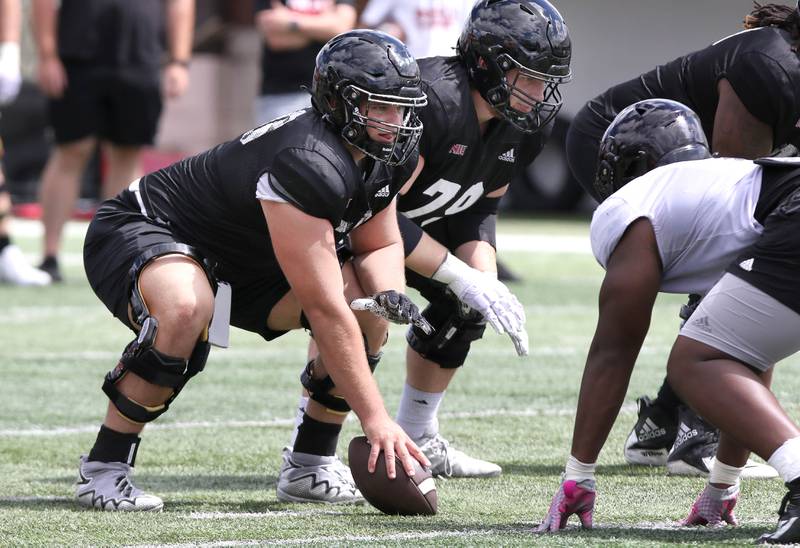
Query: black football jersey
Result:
<box><xmin>134</xmin><ymin>109</ymin><xmax>415</xmax><ymax>283</ymax></box>
<box><xmin>397</xmin><ymin>56</ymin><xmax>549</xmax><ymax>228</ymax></box>
<box><xmin>575</xmin><ymin>27</ymin><xmax>800</xmax><ymax>147</ymax></box>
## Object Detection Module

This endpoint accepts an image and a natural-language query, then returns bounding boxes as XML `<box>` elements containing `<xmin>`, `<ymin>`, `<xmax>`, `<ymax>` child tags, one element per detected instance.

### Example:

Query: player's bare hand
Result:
<box><xmin>362</xmin><ymin>415</ymin><xmax>430</xmax><ymax>479</ymax></box>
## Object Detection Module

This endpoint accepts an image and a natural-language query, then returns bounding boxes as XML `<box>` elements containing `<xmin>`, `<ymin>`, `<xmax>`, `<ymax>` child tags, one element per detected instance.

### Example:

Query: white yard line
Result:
<box><xmin>0</xmin><ymin>404</ymin><xmax>636</xmax><ymax>437</ymax></box>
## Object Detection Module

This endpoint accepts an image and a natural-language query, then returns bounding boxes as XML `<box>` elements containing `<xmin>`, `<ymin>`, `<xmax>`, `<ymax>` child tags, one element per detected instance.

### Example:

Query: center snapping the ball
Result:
<box><xmin>348</xmin><ymin>436</ymin><xmax>437</xmax><ymax>515</ymax></box>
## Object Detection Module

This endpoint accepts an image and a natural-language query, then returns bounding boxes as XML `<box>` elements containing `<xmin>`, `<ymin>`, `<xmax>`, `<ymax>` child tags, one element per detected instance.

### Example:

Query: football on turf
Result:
<box><xmin>348</xmin><ymin>436</ymin><xmax>437</xmax><ymax>515</ymax></box>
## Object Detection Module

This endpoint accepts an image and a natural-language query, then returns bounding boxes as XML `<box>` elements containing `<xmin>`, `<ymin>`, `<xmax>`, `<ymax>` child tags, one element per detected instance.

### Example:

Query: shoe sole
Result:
<box><xmin>76</xmin><ymin>497</ymin><xmax>164</xmax><ymax>512</ymax></box>
<box><xmin>666</xmin><ymin>459</ymin><xmax>711</xmax><ymax>477</ymax></box>
<box><xmin>276</xmin><ymin>488</ymin><xmax>365</xmax><ymax>505</ymax></box>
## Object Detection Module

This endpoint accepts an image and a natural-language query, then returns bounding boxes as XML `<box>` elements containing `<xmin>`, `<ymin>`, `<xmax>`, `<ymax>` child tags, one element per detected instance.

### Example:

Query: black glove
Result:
<box><xmin>350</xmin><ymin>290</ymin><xmax>434</xmax><ymax>335</ymax></box>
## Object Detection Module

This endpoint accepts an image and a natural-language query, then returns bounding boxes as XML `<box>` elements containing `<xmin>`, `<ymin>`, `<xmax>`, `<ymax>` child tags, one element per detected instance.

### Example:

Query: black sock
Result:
<box><xmin>0</xmin><ymin>235</ymin><xmax>10</xmax><ymax>252</ymax></box>
<box><xmin>653</xmin><ymin>377</ymin><xmax>681</xmax><ymax>420</ymax></box>
<box><xmin>87</xmin><ymin>425</ymin><xmax>141</xmax><ymax>466</ymax></box>
<box><xmin>293</xmin><ymin>414</ymin><xmax>342</xmax><ymax>457</ymax></box>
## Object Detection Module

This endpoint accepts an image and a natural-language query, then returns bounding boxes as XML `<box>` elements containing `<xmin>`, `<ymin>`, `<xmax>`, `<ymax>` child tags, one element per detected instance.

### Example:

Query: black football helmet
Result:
<box><xmin>457</xmin><ymin>0</ymin><xmax>572</xmax><ymax>133</ymax></box>
<box><xmin>594</xmin><ymin>99</ymin><xmax>711</xmax><ymax>201</ymax></box>
<box><xmin>311</xmin><ymin>30</ymin><xmax>427</xmax><ymax>166</ymax></box>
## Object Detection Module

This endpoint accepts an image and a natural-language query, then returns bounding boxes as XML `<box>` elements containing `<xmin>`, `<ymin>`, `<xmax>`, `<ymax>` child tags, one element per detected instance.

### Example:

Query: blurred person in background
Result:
<box><xmin>31</xmin><ymin>0</ymin><xmax>194</xmax><ymax>282</ymax></box>
<box><xmin>254</xmin><ymin>0</ymin><xmax>356</xmax><ymax>125</ymax></box>
<box><xmin>0</xmin><ymin>0</ymin><xmax>50</xmax><ymax>285</ymax></box>
<box><xmin>359</xmin><ymin>0</ymin><xmax>473</xmax><ymax>59</ymax></box>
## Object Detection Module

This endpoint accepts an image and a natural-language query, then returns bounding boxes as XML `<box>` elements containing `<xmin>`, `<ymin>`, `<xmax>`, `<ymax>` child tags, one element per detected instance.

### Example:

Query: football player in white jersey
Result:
<box><xmin>537</xmin><ymin>99</ymin><xmax>800</xmax><ymax>544</ymax></box>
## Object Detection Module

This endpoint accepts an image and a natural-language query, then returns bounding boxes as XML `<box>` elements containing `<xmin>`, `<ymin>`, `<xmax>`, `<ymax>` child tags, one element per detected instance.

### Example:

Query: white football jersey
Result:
<box><xmin>590</xmin><ymin>157</ymin><xmax>764</xmax><ymax>295</ymax></box>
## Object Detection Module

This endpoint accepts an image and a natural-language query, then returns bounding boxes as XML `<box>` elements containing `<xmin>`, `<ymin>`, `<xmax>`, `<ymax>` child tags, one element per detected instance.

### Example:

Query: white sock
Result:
<box><xmin>564</xmin><ymin>455</ymin><xmax>596</xmax><ymax>482</ymax></box>
<box><xmin>288</xmin><ymin>395</ymin><xmax>309</xmax><ymax>448</ymax></box>
<box><xmin>768</xmin><ymin>436</ymin><xmax>800</xmax><ymax>483</ymax></box>
<box><xmin>395</xmin><ymin>383</ymin><xmax>444</xmax><ymax>441</ymax></box>
<box><xmin>709</xmin><ymin>459</ymin><xmax>744</xmax><ymax>487</ymax></box>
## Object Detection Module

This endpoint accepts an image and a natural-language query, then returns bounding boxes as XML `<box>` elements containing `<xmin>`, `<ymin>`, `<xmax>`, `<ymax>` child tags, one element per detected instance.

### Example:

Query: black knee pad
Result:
<box><xmin>103</xmin><ymin>315</ymin><xmax>211</xmax><ymax>424</ymax></box>
<box><xmin>300</xmin><ymin>351</ymin><xmax>382</xmax><ymax>415</ymax></box>
<box><xmin>407</xmin><ymin>298</ymin><xmax>486</xmax><ymax>368</ymax></box>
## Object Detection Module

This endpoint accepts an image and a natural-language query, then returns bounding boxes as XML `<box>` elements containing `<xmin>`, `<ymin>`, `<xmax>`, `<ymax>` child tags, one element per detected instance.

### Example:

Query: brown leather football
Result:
<box><xmin>348</xmin><ymin>436</ymin><xmax>437</xmax><ymax>515</ymax></box>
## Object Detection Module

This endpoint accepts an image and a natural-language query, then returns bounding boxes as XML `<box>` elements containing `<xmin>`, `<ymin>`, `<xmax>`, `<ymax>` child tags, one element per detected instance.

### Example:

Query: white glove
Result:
<box><xmin>0</xmin><ymin>42</ymin><xmax>21</xmax><ymax>106</ymax></box>
<box><xmin>432</xmin><ymin>253</ymin><xmax>529</xmax><ymax>356</ymax></box>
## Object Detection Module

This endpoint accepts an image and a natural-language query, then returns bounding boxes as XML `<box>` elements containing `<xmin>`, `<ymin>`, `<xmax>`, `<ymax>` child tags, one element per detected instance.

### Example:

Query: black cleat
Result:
<box><xmin>666</xmin><ymin>405</ymin><xmax>718</xmax><ymax>476</ymax></box>
<box><xmin>624</xmin><ymin>396</ymin><xmax>678</xmax><ymax>466</ymax></box>
<box><xmin>758</xmin><ymin>484</ymin><xmax>800</xmax><ymax>544</ymax></box>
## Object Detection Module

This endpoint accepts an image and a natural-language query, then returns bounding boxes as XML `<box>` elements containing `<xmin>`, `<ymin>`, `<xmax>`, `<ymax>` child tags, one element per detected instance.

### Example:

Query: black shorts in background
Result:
<box><xmin>49</xmin><ymin>63</ymin><xmax>162</xmax><ymax>146</ymax></box>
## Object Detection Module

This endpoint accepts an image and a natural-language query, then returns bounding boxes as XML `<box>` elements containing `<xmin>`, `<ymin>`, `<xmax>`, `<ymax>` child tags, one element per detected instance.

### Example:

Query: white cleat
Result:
<box><xmin>0</xmin><ymin>244</ymin><xmax>51</xmax><ymax>286</ymax></box>
<box><xmin>276</xmin><ymin>447</ymin><xmax>364</xmax><ymax>504</ymax></box>
<box><xmin>75</xmin><ymin>455</ymin><xmax>163</xmax><ymax>511</ymax></box>
<box><xmin>418</xmin><ymin>433</ymin><xmax>501</xmax><ymax>478</ymax></box>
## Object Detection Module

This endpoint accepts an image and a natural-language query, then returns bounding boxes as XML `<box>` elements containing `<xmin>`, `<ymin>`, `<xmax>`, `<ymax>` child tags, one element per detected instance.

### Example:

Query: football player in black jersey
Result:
<box><xmin>565</xmin><ymin>2</ymin><xmax>800</xmax><ymax>479</ymax></box>
<box><xmin>74</xmin><ymin>30</ymin><xmax>433</xmax><ymax>511</ymax></box>
<box><xmin>280</xmin><ymin>0</ymin><xmax>571</xmax><ymax>493</ymax></box>
<box><xmin>540</xmin><ymin>99</ymin><xmax>800</xmax><ymax>546</ymax></box>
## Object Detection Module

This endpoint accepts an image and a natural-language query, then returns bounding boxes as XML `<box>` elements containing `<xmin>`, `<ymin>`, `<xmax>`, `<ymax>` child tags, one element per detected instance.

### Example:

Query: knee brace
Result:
<box><xmin>300</xmin><ymin>351</ymin><xmax>382</xmax><ymax>415</ymax></box>
<box><xmin>103</xmin><ymin>315</ymin><xmax>211</xmax><ymax>424</ymax></box>
<box><xmin>407</xmin><ymin>298</ymin><xmax>486</xmax><ymax>368</ymax></box>
<box><xmin>103</xmin><ymin>243</ymin><xmax>215</xmax><ymax>424</ymax></box>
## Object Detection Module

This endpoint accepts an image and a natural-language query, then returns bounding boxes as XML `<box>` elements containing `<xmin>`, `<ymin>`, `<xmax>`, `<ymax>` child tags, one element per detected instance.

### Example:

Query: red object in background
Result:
<box><xmin>12</xmin><ymin>148</ymin><xmax>187</xmax><ymax>220</ymax></box>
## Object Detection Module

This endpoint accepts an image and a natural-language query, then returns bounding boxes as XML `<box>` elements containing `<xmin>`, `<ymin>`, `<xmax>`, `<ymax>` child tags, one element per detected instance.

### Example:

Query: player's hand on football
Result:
<box><xmin>361</xmin><ymin>414</ymin><xmax>430</xmax><ymax>479</ymax></box>
<box><xmin>351</xmin><ymin>290</ymin><xmax>434</xmax><ymax>334</ymax></box>
<box><xmin>681</xmin><ymin>483</ymin><xmax>739</xmax><ymax>527</ymax></box>
<box><xmin>536</xmin><ymin>478</ymin><xmax>596</xmax><ymax>532</ymax></box>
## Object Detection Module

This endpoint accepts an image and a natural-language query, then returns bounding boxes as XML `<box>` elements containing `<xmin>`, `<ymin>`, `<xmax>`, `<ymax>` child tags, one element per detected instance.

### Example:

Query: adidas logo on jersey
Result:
<box><xmin>636</xmin><ymin>418</ymin><xmax>667</xmax><ymax>442</ymax></box>
<box><xmin>691</xmin><ymin>315</ymin><xmax>712</xmax><ymax>333</ymax></box>
<box><xmin>449</xmin><ymin>143</ymin><xmax>468</xmax><ymax>156</ymax></box>
<box><xmin>498</xmin><ymin>148</ymin><xmax>515</xmax><ymax>163</ymax></box>
<box><xmin>375</xmin><ymin>185</ymin><xmax>391</xmax><ymax>198</ymax></box>
<box><xmin>739</xmin><ymin>258</ymin><xmax>754</xmax><ymax>272</ymax></box>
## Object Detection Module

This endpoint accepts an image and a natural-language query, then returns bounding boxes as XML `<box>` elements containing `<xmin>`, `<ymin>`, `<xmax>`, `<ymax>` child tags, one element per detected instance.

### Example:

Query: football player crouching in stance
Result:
<box><xmin>75</xmin><ymin>30</ymin><xmax>432</xmax><ymax>511</ymax></box>
<box><xmin>279</xmin><ymin>0</ymin><xmax>571</xmax><ymax>502</ymax></box>
<box><xmin>538</xmin><ymin>98</ymin><xmax>800</xmax><ymax>544</ymax></box>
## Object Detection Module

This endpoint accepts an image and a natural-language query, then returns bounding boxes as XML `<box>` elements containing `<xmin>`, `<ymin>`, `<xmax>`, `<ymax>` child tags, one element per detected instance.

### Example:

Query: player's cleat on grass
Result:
<box><xmin>666</xmin><ymin>406</ymin><xmax>718</xmax><ymax>476</ymax></box>
<box><xmin>536</xmin><ymin>478</ymin><xmax>596</xmax><ymax>532</ymax></box>
<box><xmin>0</xmin><ymin>245</ymin><xmax>51</xmax><ymax>286</ymax></box>
<box><xmin>624</xmin><ymin>395</ymin><xmax>677</xmax><ymax>466</ymax></box>
<box><xmin>758</xmin><ymin>484</ymin><xmax>800</xmax><ymax>544</ymax></box>
<box><xmin>75</xmin><ymin>455</ymin><xmax>163</xmax><ymax>511</ymax></box>
<box><xmin>417</xmin><ymin>433</ymin><xmax>501</xmax><ymax>478</ymax></box>
<box><xmin>681</xmin><ymin>483</ymin><xmax>739</xmax><ymax>526</ymax></box>
<box><xmin>276</xmin><ymin>447</ymin><xmax>364</xmax><ymax>504</ymax></box>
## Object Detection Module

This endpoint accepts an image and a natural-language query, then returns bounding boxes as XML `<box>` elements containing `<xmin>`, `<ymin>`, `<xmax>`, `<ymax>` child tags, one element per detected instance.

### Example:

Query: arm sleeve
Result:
<box><xmin>267</xmin><ymin>148</ymin><xmax>349</xmax><ymax>223</ymax></box>
<box><xmin>397</xmin><ymin>211</ymin><xmax>425</xmax><ymax>256</ymax></box>
<box><xmin>725</xmin><ymin>52</ymin><xmax>797</xmax><ymax>138</ymax></box>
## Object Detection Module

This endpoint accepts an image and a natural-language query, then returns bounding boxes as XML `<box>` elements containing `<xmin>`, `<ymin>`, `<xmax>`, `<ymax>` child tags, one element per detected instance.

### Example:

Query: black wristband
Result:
<box><xmin>167</xmin><ymin>58</ymin><xmax>190</xmax><ymax>68</ymax></box>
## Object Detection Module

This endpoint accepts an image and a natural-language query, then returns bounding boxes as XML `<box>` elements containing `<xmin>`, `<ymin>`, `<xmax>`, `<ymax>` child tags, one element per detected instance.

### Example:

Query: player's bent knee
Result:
<box><xmin>104</xmin><ymin>316</ymin><xmax>211</xmax><ymax>424</ymax></box>
<box><xmin>301</xmin><ymin>350</ymin><xmax>383</xmax><ymax>415</ymax></box>
<box><xmin>407</xmin><ymin>299</ymin><xmax>486</xmax><ymax>368</ymax></box>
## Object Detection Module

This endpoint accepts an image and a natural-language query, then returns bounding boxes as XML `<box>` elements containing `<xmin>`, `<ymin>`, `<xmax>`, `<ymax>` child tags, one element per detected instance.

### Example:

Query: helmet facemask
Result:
<box><xmin>484</xmin><ymin>52</ymin><xmax>567</xmax><ymax>133</ymax></box>
<box><xmin>339</xmin><ymin>84</ymin><xmax>427</xmax><ymax>166</ymax></box>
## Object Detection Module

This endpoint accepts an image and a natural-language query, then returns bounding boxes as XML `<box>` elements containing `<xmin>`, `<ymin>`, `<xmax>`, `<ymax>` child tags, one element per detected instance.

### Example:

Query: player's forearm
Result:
<box><xmin>31</xmin><ymin>0</ymin><xmax>58</xmax><ymax>60</ymax></box>
<box><xmin>306</xmin><ymin>306</ymin><xmax>389</xmax><ymax>422</ymax></box>
<box><xmin>165</xmin><ymin>0</ymin><xmax>194</xmax><ymax>64</ymax></box>
<box><xmin>352</xmin><ymin>241</ymin><xmax>406</xmax><ymax>295</ymax></box>
<box><xmin>405</xmin><ymin>231</ymin><xmax>449</xmax><ymax>278</ymax></box>
<box><xmin>570</xmin><ymin>343</ymin><xmax>639</xmax><ymax>463</ymax></box>
<box><xmin>0</xmin><ymin>0</ymin><xmax>21</xmax><ymax>43</ymax></box>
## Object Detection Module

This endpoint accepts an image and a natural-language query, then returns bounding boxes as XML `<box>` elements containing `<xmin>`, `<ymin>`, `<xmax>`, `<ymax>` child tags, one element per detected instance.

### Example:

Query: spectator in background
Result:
<box><xmin>254</xmin><ymin>0</ymin><xmax>357</xmax><ymax>126</ymax></box>
<box><xmin>360</xmin><ymin>0</ymin><xmax>474</xmax><ymax>59</ymax></box>
<box><xmin>0</xmin><ymin>0</ymin><xmax>51</xmax><ymax>285</ymax></box>
<box><xmin>31</xmin><ymin>0</ymin><xmax>194</xmax><ymax>282</ymax></box>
